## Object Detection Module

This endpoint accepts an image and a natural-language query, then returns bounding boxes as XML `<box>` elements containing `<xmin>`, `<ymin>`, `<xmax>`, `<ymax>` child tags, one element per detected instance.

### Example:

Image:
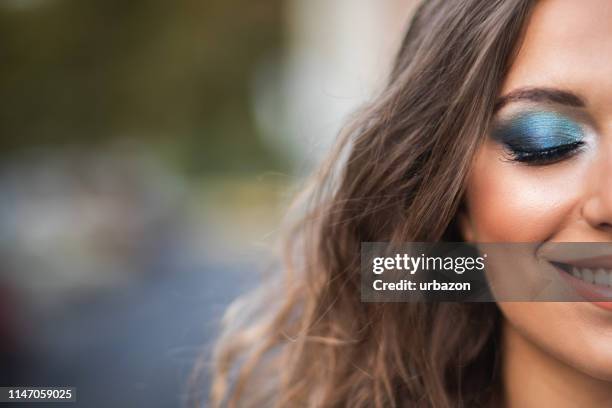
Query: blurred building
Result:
<box><xmin>257</xmin><ymin>0</ymin><xmax>417</xmax><ymax>170</ymax></box>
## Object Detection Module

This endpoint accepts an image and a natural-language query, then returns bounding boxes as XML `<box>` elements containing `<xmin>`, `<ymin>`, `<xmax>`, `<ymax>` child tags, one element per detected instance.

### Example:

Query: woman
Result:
<box><xmin>210</xmin><ymin>0</ymin><xmax>612</xmax><ymax>406</ymax></box>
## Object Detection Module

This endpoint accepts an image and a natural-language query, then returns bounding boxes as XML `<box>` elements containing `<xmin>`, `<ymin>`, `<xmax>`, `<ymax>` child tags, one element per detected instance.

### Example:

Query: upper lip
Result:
<box><xmin>550</xmin><ymin>256</ymin><xmax>612</xmax><ymax>270</ymax></box>
<box><xmin>540</xmin><ymin>242</ymin><xmax>612</xmax><ymax>269</ymax></box>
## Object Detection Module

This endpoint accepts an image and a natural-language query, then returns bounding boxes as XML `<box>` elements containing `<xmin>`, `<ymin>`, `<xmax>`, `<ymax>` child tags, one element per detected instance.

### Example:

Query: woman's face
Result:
<box><xmin>463</xmin><ymin>0</ymin><xmax>612</xmax><ymax>381</ymax></box>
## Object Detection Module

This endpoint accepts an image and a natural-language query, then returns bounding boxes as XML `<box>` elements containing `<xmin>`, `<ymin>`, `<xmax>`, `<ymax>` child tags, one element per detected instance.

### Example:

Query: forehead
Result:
<box><xmin>502</xmin><ymin>0</ymin><xmax>612</xmax><ymax>115</ymax></box>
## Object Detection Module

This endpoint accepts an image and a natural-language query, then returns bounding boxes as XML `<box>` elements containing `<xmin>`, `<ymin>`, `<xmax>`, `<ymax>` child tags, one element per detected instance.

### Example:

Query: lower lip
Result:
<box><xmin>554</xmin><ymin>264</ymin><xmax>612</xmax><ymax>311</ymax></box>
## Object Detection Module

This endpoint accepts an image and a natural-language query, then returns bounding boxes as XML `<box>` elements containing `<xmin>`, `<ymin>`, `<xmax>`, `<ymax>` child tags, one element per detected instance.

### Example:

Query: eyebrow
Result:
<box><xmin>494</xmin><ymin>87</ymin><xmax>586</xmax><ymax>112</ymax></box>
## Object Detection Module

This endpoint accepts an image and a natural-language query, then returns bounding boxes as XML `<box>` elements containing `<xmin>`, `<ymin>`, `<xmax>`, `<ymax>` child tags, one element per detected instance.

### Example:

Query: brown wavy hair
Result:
<box><xmin>208</xmin><ymin>0</ymin><xmax>535</xmax><ymax>406</ymax></box>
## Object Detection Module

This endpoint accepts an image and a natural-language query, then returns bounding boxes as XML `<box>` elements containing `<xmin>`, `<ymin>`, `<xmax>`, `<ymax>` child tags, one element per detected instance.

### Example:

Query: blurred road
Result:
<box><xmin>19</xmin><ymin>252</ymin><xmax>256</xmax><ymax>408</ymax></box>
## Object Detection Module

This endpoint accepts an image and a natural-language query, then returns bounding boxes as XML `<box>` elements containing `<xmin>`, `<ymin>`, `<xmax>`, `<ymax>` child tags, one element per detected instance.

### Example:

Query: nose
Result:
<box><xmin>582</xmin><ymin>155</ymin><xmax>612</xmax><ymax>232</ymax></box>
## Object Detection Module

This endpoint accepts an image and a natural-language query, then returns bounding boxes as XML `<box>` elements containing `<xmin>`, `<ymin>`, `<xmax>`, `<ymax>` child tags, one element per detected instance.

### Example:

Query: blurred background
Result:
<box><xmin>0</xmin><ymin>0</ymin><xmax>415</xmax><ymax>406</ymax></box>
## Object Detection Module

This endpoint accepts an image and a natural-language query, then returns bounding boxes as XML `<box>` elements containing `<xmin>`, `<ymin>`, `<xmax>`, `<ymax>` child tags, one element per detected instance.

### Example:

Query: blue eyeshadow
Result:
<box><xmin>492</xmin><ymin>111</ymin><xmax>583</xmax><ymax>152</ymax></box>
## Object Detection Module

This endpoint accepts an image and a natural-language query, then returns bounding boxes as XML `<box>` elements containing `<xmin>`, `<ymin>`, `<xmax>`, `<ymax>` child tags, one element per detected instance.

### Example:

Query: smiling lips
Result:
<box><xmin>552</xmin><ymin>257</ymin><xmax>612</xmax><ymax>310</ymax></box>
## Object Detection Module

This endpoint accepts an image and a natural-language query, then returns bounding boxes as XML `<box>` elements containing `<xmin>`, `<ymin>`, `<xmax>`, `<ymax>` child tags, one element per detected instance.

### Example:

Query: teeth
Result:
<box><xmin>583</xmin><ymin>268</ymin><xmax>594</xmax><ymax>284</ymax></box>
<box><xmin>596</xmin><ymin>269</ymin><xmax>608</xmax><ymax>286</ymax></box>
<box><xmin>569</xmin><ymin>266</ymin><xmax>612</xmax><ymax>288</ymax></box>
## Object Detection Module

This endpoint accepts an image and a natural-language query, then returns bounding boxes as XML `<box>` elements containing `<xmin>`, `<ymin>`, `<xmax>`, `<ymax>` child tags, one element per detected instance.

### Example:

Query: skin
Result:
<box><xmin>462</xmin><ymin>0</ymin><xmax>612</xmax><ymax>406</ymax></box>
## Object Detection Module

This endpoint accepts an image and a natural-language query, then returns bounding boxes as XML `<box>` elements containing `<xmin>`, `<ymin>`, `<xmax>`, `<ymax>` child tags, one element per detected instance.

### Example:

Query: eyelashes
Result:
<box><xmin>506</xmin><ymin>141</ymin><xmax>585</xmax><ymax>165</ymax></box>
<box><xmin>491</xmin><ymin>111</ymin><xmax>585</xmax><ymax>165</ymax></box>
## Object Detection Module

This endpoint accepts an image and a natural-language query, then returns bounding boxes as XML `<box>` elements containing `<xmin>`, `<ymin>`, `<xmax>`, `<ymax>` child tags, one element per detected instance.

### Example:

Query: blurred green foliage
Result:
<box><xmin>0</xmin><ymin>0</ymin><xmax>287</xmax><ymax>174</ymax></box>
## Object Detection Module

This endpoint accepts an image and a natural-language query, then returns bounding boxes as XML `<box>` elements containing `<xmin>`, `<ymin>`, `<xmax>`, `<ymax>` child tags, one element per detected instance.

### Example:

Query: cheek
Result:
<box><xmin>464</xmin><ymin>143</ymin><xmax>586</xmax><ymax>242</ymax></box>
<box><xmin>500</xmin><ymin>302</ymin><xmax>612</xmax><ymax>382</ymax></box>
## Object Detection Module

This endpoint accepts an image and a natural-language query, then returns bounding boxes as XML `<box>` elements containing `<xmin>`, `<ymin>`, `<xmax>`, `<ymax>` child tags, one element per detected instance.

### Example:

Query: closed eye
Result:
<box><xmin>503</xmin><ymin>141</ymin><xmax>585</xmax><ymax>165</ymax></box>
